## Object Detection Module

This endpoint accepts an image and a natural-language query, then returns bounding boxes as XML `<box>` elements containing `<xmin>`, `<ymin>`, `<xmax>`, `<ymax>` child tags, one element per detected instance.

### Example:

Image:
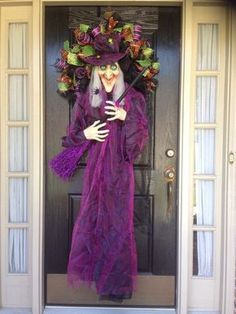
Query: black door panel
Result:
<box><xmin>45</xmin><ymin>5</ymin><xmax>180</xmax><ymax>307</ymax></box>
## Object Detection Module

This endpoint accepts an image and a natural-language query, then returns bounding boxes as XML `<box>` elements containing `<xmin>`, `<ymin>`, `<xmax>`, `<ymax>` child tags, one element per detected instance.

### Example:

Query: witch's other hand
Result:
<box><xmin>83</xmin><ymin>120</ymin><xmax>109</xmax><ymax>142</ymax></box>
<box><xmin>104</xmin><ymin>101</ymin><xmax>127</xmax><ymax>121</ymax></box>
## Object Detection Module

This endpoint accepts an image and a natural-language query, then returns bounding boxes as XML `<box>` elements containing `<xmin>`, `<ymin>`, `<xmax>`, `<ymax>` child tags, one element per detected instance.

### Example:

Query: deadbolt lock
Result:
<box><xmin>166</xmin><ymin>149</ymin><xmax>175</xmax><ymax>158</ymax></box>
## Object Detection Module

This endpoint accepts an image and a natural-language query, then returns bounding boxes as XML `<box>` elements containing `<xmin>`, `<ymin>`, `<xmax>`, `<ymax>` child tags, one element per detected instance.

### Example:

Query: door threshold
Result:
<box><xmin>44</xmin><ymin>306</ymin><xmax>176</xmax><ymax>314</ymax></box>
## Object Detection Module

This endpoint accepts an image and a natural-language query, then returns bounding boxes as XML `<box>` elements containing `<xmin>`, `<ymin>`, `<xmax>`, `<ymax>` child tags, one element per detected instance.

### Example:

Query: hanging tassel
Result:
<box><xmin>49</xmin><ymin>141</ymin><xmax>92</xmax><ymax>180</ymax></box>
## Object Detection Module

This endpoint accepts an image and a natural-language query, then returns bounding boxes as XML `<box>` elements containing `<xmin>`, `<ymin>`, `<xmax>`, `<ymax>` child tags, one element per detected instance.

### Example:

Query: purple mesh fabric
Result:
<box><xmin>51</xmin><ymin>85</ymin><xmax>148</xmax><ymax>299</ymax></box>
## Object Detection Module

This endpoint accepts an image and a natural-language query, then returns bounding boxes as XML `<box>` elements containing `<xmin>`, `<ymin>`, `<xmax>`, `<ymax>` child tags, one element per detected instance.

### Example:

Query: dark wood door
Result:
<box><xmin>45</xmin><ymin>6</ymin><xmax>180</xmax><ymax>307</ymax></box>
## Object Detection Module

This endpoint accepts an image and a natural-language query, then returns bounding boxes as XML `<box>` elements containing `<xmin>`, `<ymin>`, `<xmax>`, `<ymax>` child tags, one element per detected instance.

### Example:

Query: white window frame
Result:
<box><xmin>220</xmin><ymin>6</ymin><xmax>236</xmax><ymax>314</ymax></box>
<box><xmin>0</xmin><ymin>5</ymin><xmax>33</xmax><ymax>308</ymax></box>
<box><xmin>188</xmin><ymin>6</ymin><xmax>226</xmax><ymax>311</ymax></box>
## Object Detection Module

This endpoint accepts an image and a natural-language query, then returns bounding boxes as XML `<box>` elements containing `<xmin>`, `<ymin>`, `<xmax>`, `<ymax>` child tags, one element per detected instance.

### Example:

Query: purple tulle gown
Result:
<box><xmin>50</xmin><ymin>85</ymin><xmax>148</xmax><ymax>300</ymax></box>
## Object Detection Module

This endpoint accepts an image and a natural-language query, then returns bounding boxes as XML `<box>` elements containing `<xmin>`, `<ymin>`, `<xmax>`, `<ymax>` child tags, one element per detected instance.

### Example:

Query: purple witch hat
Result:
<box><xmin>84</xmin><ymin>31</ymin><xmax>126</xmax><ymax>66</ymax></box>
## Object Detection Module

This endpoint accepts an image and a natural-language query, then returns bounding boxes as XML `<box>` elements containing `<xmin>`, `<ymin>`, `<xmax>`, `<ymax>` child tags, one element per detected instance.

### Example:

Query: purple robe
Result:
<box><xmin>51</xmin><ymin>85</ymin><xmax>148</xmax><ymax>300</ymax></box>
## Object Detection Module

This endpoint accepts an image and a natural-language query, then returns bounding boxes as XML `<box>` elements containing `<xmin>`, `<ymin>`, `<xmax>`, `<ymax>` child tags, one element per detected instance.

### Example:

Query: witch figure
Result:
<box><xmin>50</xmin><ymin>10</ymin><xmax>159</xmax><ymax>302</ymax></box>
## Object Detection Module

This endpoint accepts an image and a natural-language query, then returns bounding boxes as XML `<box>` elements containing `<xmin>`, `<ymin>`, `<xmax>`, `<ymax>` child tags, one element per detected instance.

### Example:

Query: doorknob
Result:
<box><xmin>164</xmin><ymin>166</ymin><xmax>176</xmax><ymax>220</ymax></box>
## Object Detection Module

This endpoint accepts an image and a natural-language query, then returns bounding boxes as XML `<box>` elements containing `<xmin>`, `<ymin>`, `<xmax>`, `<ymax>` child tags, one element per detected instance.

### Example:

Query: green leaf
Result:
<box><xmin>136</xmin><ymin>59</ymin><xmax>152</xmax><ymax>68</ymax></box>
<box><xmin>71</xmin><ymin>45</ymin><xmax>81</xmax><ymax>53</ymax></box>
<box><xmin>80</xmin><ymin>24</ymin><xmax>89</xmax><ymax>32</ymax></box>
<box><xmin>58</xmin><ymin>82</ymin><xmax>69</xmax><ymax>92</ymax></box>
<box><xmin>63</xmin><ymin>40</ymin><xmax>70</xmax><ymax>51</ymax></box>
<box><xmin>152</xmin><ymin>62</ymin><xmax>160</xmax><ymax>70</ymax></box>
<box><xmin>123</xmin><ymin>23</ymin><xmax>134</xmax><ymax>31</ymax></box>
<box><xmin>114</xmin><ymin>27</ymin><xmax>123</xmax><ymax>32</ymax></box>
<box><xmin>81</xmin><ymin>45</ymin><xmax>95</xmax><ymax>57</ymax></box>
<box><xmin>142</xmin><ymin>48</ymin><xmax>154</xmax><ymax>59</ymax></box>
<box><xmin>67</xmin><ymin>52</ymin><xmax>84</xmax><ymax>66</ymax></box>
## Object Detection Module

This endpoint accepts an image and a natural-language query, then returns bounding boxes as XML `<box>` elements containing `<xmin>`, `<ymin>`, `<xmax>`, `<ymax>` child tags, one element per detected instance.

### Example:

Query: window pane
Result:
<box><xmin>195</xmin><ymin>76</ymin><xmax>217</xmax><ymax>123</ymax></box>
<box><xmin>193</xmin><ymin>231</ymin><xmax>213</xmax><ymax>277</ymax></box>
<box><xmin>8</xmin><ymin>228</ymin><xmax>28</xmax><ymax>273</ymax></box>
<box><xmin>193</xmin><ymin>180</ymin><xmax>214</xmax><ymax>226</ymax></box>
<box><xmin>194</xmin><ymin>129</ymin><xmax>215</xmax><ymax>174</ymax></box>
<box><xmin>8</xmin><ymin>75</ymin><xmax>28</xmax><ymax>121</ymax></box>
<box><xmin>9</xmin><ymin>127</ymin><xmax>28</xmax><ymax>172</ymax></box>
<box><xmin>8</xmin><ymin>23</ymin><xmax>28</xmax><ymax>68</ymax></box>
<box><xmin>197</xmin><ymin>24</ymin><xmax>218</xmax><ymax>71</ymax></box>
<box><xmin>9</xmin><ymin>178</ymin><xmax>28</xmax><ymax>223</ymax></box>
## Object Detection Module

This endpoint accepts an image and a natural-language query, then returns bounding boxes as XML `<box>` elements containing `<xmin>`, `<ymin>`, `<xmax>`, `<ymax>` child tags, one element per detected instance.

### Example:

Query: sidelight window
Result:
<box><xmin>192</xmin><ymin>23</ymin><xmax>219</xmax><ymax>278</ymax></box>
<box><xmin>7</xmin><ymin>22</ymin><xmax>30</xmax><ymax>274</ymax></box>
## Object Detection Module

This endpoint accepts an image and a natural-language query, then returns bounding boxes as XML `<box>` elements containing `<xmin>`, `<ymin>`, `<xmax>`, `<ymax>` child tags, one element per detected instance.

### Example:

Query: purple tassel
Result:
<box><xmin>133</xmin><ymin>24</ymin><xmax>142</xmax><ymax>41</ymax></box>
<box><xmin>49</xmin><ymin>141</ymin><xmax>91</xmax><ymax>180</ymax></box>
<box><xmin>92</xmin><ymin>26</ymin><xmax>100</xmax><ymax>38</ymax></box>
<box><xmin>54</xmin><ymin>58</ymin><xmax>67</xmax><ymax>71</ymax></box>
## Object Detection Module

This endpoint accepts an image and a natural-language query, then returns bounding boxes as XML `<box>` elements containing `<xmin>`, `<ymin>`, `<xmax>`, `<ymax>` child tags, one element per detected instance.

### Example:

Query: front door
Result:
<box><xmin>45</xmin><ymin>5</ymin><xmax>180</xmax><ymax>308</ymax></box>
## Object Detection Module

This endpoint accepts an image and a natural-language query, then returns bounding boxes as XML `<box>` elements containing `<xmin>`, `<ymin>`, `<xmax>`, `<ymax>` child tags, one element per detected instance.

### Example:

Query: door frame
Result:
<box><xmin>32</xmin><ymin>0</ymin><xmax>190</xmax><ymax>313</ymax></box>
<box><xmin>31</xmin><ymin>0</ymin><xmax>235</xmax><ymax>314</ymax></box>
<box><xmin>221</xmin><ymin>7</ymin><xmax>236</xmax><ymax>314</ymax></box>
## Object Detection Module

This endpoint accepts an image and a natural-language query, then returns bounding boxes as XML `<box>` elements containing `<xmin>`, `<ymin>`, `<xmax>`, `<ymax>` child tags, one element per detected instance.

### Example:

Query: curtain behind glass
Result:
<box><xmin>8</xmin><ymin>23</ymin><xmax>28</xmax><ymax>68</ymax></box>
<box><xmin>9</xmin><ymin>127</ymin><xmax>28</xmax><ymax>172</ymax></box>
<box><xmin>195</xmin><ymin>76</ymin><xmax>217</xmax><ymax>123</ymax></box>
<box><xmin>8</xmin><ymin>75</ymin><xmax>28</xmax><ymax>121</ymax></box>
<box><xmin>9</xmin><ymin>178</ymin><xmax>28</xmax><ymax>223</ymax></box>
<box><xmin>194</xmin><ymin>23</ymin><xmax>218</xmax><ymax>277</ymax></box>
<box><xmin>7</xmin><ymin>22</ymin><xmax>29</xmax><ymax>274</ymax></box>
<box><xmin>193</xmin><ymin>231</ymin><xmax>213</xmax><ymax>277</ymax></box>
<box><xmin>8</xmin><ymin>228</ymin><xmax>27</xmax><ymax>273</ymax></box>
<box><xmin>197</xmin><ymin>24</ymin><xmax>218</xmax><ymax>71</ymax></box>
<box><xmin>194</xmin><ymin>129</ymin><xmax>215</xmax><ymax>175</ymax></box>
<box><xmin>194</xmin><ymin>180</ymin><xmax>214</xmax><ymax>226</ymax></box>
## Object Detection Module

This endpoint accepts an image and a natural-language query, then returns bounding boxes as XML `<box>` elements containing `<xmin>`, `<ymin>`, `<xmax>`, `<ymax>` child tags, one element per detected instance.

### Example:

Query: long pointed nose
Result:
<box><xmin>104</xmin><ymin>68</ymin><xmax>113</xmax><ymax>79</ymax></box>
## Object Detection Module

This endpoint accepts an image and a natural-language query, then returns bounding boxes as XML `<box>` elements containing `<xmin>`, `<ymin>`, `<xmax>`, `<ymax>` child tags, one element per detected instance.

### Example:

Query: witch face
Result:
<box><xmin>97</xmin><ymin>62</ymin><xmax>120</xmax><ymax>93</ymax></box>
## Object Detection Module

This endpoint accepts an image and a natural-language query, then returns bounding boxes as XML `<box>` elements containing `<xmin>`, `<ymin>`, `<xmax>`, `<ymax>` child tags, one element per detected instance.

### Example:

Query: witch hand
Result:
<box><xmin>83</xmin><ymin>120</ymin><xmax>109</xmax><ymax>142</ymax></box>
<box><xmin>104</xmin><ymin>101</ymin><xmax>127</xmax><ymax>121</ymax></box>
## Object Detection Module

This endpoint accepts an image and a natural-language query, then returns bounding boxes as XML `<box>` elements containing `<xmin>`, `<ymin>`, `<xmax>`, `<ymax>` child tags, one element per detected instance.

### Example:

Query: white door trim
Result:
<box><xmin>177</xmin><ymin>1</ymin><xmax>193</xmax><ymax>313</ymax></box>
<box><xmin>220</xmin><ymin>5</ymin><xmax>236</xmax><ymax>314</ymax></box>
<box><xmin>32</xmin><ymin>0</ymin><xmax>44</xmax><ymax>313</ymax></box>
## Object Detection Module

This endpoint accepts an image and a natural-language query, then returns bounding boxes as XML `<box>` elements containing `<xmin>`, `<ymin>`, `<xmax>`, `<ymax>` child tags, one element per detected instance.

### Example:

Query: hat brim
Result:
<box><xmin>84</xmin><ymin>52</ymin><xmax>126</xmax><ymax>66</ymax></box>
